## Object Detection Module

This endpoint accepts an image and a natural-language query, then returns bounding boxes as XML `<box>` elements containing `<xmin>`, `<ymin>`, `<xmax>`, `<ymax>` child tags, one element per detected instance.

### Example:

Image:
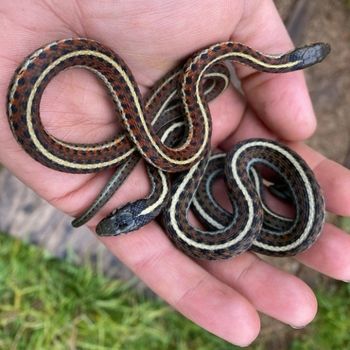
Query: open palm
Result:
<box><xmin>1</xmin><ymin>1</ymin><xmax>350</xmax><ymax>346</ymax></box>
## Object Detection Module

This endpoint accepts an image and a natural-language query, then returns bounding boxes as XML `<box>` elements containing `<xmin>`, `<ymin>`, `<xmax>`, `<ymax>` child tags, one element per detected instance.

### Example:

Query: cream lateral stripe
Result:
<box><xmin>153</xmin><ymin>71</ymin><xmax>229</xmax><ymax>123</ymax></box>
<box><xmin>145</xmin><ymin>70</ymin><xmax>228</xmax><ymax>114</ymax></box>
<box><xmin>159</xmin><ymin>102</ymin><xmax>180</xmax><ymax>115</ymax></box>
<box><xmin>159</xmin><ymin>121</ymin><xmax>184</xmax><ymax>142</ymax></box>
<box><xmin>192</xmin><ymin>195</ymin><xmax>240</xmax><ymax>232</ymax></box>
<box><xmin>51</xmin><ymin>135</ymin><xmax>125</xmax><ymax>151</ymax></box>
<box><xmin>203</xmin><ymin>154</ymin><xmax>228</xmax><ymax>214</ymax></box>
<box><xmin>145</xmin><ymin>71</ymin><xmax>180</xmax><ymax>108</ymax></box>
<box><xmin>204</xmin><ymin>72</ymin><xmax>230</xmax><ymax>91</ymax></box>
<box><xmin>199</xmin><ymin>72</ymin><xmax>230</xmax><ymax>98</ymax></box>
<box><xmin>193</xmin><ymin>159</ymin><xmax>293</xmax><ymax>229</ymax></box>
<box><xmin>178</xmin><ymin>50</ymin><xmax>302</xmax><ymax>166</ymax></box>
<box><xmin>202</xmin><ymin>77</ymin><xmax>216</xmax><ymax>96</ymax></box>
<box><xmin>192</xmin><ymin>197</ymin><xmax>225</xmax><ymax>230</ymax></box>
<box><xmin>195</xmin><ymin>49</ymin><xmax>302</xmax><ymax>116</ymax></box>
<box><xmin>251</xmin><ymin>141</ymin><xmax>315</xmax><ymax>251</ymax></box>
<box><xmin>205</xmin><ymin>152</ymin><xmax>226</xmax><ymax>162</ymax></box>
<box><xmin>139</xmin><ymin>169</ymin><xmax>169</xmax><ymax>216</ymax></box>
<box><xmin>169</xmin><ymin>152</ymin><xmax>255</xmax><ymax>250</ymax></box>
<box><xmin>193</xmin><ymin>153</ymin><xmax>226</xmax><ymax>220</ymax></box>
<box><xmin>209</xmin><ymin>45</ymin><xmax>302</xmax><ymax>69</ymax></box>
<box><xmin>138</xmin><ymin>121</ymin><xmax>183</xmax><ymax>216</ymax></box>
<box><xmin>26</xmin><ymin>50</ymin><xmax>137</xmax><ymax>169</ymax></box>
<box><xmin>249</xmin><ymin>167</ymin><xmax>293</xmax><ymax>222</ymax></box>
<box><xmin>151</xmin><ymin>90</ymin><xmax>177</xmax><ymax>126</ymax></box>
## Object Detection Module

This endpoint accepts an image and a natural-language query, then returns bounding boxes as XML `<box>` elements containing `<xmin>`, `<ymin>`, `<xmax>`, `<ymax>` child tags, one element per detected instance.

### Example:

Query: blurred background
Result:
<box><xmin>0</xmin><ymin>0</ymin><xmax>349</xmax><ymax>348</ymax></box>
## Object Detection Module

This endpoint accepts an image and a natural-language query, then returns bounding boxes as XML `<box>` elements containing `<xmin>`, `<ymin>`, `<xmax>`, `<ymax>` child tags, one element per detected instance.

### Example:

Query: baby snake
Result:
<box><xmin>7</xmin><ymin>38</ymin><xmax>329</xmax><ymax>259</ymax></box>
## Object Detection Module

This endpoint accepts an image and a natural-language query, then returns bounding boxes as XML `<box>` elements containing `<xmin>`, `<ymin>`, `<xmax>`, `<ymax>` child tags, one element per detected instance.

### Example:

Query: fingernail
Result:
<box><xmin>289</xmin><ymin>324</ymin><xmax>306</xmax><ymax>330</ymax></box>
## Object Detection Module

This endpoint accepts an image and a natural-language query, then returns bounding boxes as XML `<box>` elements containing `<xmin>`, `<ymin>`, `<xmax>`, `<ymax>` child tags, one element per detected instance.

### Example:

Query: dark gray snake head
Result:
<box><xmin>96</xmin><ymin>201</ymin><xmax>150</xmax><ymax>236</ymax></box>
<box><xmin>96</xmin><ymin>208</ymin><xmax>134</xmax><ymax>236</ymax></box>
<box><xmin>287</xmin><ymin>43</ymin><xmax>331</xmax><ymax>70</ymax></box>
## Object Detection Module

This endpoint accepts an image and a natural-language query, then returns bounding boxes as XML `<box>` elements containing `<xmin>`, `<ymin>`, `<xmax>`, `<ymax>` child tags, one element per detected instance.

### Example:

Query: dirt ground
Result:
<box><xmin>258</xmin><ymin>1</ymin><xmax>350</xmax><ymax>348</ymax></box>
<box><xmin>277</xmin><ymin>0</ymin><xmax>350</xmax><ymax>163</ymax></box>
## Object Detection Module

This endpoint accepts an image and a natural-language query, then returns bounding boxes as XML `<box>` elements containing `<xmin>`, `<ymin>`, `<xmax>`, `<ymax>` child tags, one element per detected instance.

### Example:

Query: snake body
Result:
<box><xmin>163</xmin><ymin>139</ymin><xmax>324</xmax><ymax>259</ymax></box>
<box><xmin>73</xmin><ymin>64</ymin><xmax>231</xmax><ymax>228</ymax></box>
<box><xmin>7</xmin><ymin>38</ymin><xmax>330</xmax><ymax>259</ymax></box>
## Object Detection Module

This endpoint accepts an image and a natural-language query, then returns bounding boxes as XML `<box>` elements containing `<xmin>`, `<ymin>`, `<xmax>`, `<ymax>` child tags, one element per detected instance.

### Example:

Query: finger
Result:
<box><xmin>210</xmin><ymin>86</ymin><xmax>245</xmax><ymax>146</ymax></box>
<box><xmin>288</xmin><ymin>143</ymin><xmax>350</xmax><ymax>217</ymax></box>
<box><xmin>231</xmin><ymin>0</ymin><xmax>319</xmax><ymax>140</ymax></box>
<box><xmin>201</xmin><ymin>254</ymin><xmax>317</xmax><ymax>328</ymax></box>
<box><xmin>297</xmin><ymin>223</ymin><xmax>350</xmax><ymax>281</ymax></box>
<box><xmin>221</xmin><ymin>110</ymin><xmax>350</xmax><ymax>217</ymax></box>
<box><xmin>220</xmin><ymin>106</ymin><xmax>275</xmax><ymax>151</ymax></box>
<box><xmin>100</xmin><ymin>224</ymin><xmax>260</xmax><ymax>347</ymax></box>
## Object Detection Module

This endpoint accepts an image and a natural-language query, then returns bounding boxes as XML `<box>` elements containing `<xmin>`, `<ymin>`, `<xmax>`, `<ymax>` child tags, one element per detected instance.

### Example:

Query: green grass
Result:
<box><xmin>0</xmin><ymin>233</ymin><xmax>240</xmax><ymax>350</ymax></box>
<box><xmin>291</xmin><ymin>282</ymin><xmax>350</xmax><ymax>350</ymax></box>
<box><xmin>1</xmin><ymin>232</ymin><xmax>350</xmax><ymax>350</ymax></box>
<box><xmin>291</xmin><ymin>216</ymin><xmax>350</xmax><ymax>350</ymax></box>
<box><xmin>337</xmin><ymin>216</ymin><xmax>350</xmax><ymax>233</ymax></box>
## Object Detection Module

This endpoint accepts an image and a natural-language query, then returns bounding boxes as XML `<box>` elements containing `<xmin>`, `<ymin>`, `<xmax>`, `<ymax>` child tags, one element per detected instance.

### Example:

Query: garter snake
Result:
<box><xmin>72</xmin><ymin>65</ymin><xmax>231</xmax><ymax>228</ymax></box>
<box><xmin>7</xmin><ymin>38</ymin><xmax>330</xmax><ymax>259</ymax></box>
<box><xmin>163</xmin><ymin>139</ymin><xmax>325</xmax><ymax>259</ymax></box>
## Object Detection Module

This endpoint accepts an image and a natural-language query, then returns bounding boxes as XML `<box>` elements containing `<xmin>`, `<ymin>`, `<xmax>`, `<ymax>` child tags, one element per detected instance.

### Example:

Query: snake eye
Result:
<box><xmin>115</xmin><ymin>211</ymin><xmax>134</xmax><ymax>233</ymax></box>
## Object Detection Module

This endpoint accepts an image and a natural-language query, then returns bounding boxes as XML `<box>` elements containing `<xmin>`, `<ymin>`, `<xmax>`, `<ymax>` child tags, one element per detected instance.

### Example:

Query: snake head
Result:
<box><xmin>96</xmin><ymin>207</ymin><xmax>136</xmax><ymax>236</ymax></box>
<box><xmin>287</xmin><ymin>43</ymin><xmax>331</xmax><ymax>70</ymax></box>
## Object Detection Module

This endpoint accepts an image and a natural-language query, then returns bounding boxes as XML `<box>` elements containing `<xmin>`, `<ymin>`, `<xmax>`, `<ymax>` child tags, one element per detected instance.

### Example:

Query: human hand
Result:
<box><xmin>1</xmin><ymin>0</ymin><xmax>350</xmax><ymax>346</ymax></box>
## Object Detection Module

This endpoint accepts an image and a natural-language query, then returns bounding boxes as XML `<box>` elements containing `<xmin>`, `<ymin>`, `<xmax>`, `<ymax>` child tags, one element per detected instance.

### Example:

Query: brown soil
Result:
<box><xmin>277</xmin><ymin>0</ymin><xmax>350</xmax><ymax>163</ymax></box>
<box><xmin>257</xmin><ymin>1</ymin><xmax>350</xmax><ymax>348</ymax></box>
